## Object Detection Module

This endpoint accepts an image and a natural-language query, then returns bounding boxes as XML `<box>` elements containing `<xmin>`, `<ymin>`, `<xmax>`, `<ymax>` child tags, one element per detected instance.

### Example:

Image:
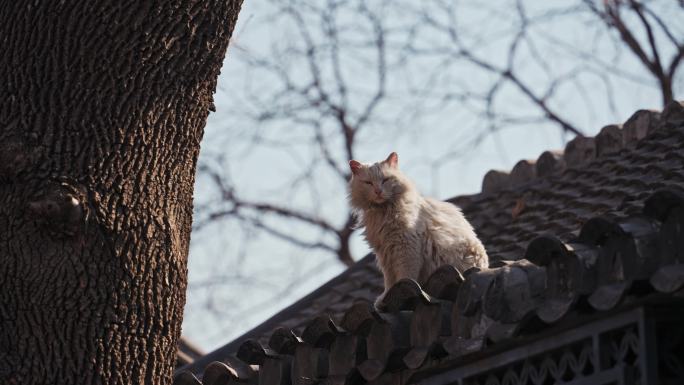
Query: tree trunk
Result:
<box><xmin>0</xmin><ymin>1</ymin><xmax>242</xmax><ymax>384</ymax></box>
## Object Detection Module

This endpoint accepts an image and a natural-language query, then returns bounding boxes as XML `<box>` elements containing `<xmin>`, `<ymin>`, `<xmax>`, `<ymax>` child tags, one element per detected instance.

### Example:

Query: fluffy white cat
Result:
<box><xmin>348</xmin><ymin>152</ymin><xmax>488</xmax><ymax>308</ymax></box>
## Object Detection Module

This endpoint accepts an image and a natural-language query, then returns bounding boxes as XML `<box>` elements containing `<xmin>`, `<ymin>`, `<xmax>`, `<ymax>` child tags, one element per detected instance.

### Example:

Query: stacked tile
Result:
<box><xmin>644</xmin><ymin>189</ymin><xmax>684</xmax><ymax>293</ymax></box>
<box><xmin>535</xmin><ymin>150</ymin><xmax>564</xmax><ymax>177</ymax></box>
<box><xmin>460</xmin><ymin>104</ymin><xmax>684</xmax><ymax>262</ymax></box>
<box><xmin>175</xmin><ymin>356</ymin><xmax>256</xmax><ymax>385</ymax></box>
<box><xmin>595</xmin><ymin>124</ymin><xmax>622</xmax><ymax>156</ymax></box>
<box><xmin>481</xmin><ymin>170</ymin><xmax>510</xmax><ymax>194</ymax></box>
<box><xmin>174</xmin><ymin>188</ymin><xmax>684</xmax><ymax>385</ymax></box>
<box><xmin>478</xmin><ymin>102</ymin><xmax>684</xmax><ymax>196</ymax></box>
<box><xmin>435</xmin><ymin>188</ymin><xmax>684</xmax><ymax>367</ymax></box>
<box><xmin>339</xmin><ymin>302</ymin><xmax>389</xmax><ymax>382</ymax></box>
<box><xmin>509</xmin><ymin>160</ymin><xmax>537</xmax><ymax>187</ymax></box>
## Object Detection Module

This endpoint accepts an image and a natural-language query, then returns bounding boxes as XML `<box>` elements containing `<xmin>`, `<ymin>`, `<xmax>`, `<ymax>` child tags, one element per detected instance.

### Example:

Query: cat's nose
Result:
<box><xmin>374</xmin><ymin>188</ymin><xmax>382</xmax><ymax>195</ymax></box>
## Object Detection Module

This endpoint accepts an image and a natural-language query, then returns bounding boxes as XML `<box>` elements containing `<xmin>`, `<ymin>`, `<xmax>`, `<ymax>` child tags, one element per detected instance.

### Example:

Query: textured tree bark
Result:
<box><xmin>0</xmin><ymin>1</ymin><xmax>242</xmax><ymax>384</ymax></box>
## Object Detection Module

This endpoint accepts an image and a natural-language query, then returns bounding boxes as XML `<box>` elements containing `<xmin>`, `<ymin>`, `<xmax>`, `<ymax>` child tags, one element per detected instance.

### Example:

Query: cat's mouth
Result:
<box><xmin>371</xmin><ymin>196</ymin><xmax>387</xmax><ymax>205</ymax></box>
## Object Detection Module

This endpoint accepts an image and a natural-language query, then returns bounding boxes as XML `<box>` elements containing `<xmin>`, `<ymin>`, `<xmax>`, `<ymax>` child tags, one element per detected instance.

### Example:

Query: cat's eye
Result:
<box><xmin>382</xmin><ymin>177</ymin><xmax>390</xmax><ymax>183</ymax></box>
<box><xmin>364</xmin><ymin>181</ymin><xmax>373</xmax><ymax>185</ymax></box>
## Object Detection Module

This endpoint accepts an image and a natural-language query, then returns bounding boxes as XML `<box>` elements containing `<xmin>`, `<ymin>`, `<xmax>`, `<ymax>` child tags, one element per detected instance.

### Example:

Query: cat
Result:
<box><xmin>348</xmin><ymin>152</ymin><xmax>488</xmax><ymax>309</ymax></box>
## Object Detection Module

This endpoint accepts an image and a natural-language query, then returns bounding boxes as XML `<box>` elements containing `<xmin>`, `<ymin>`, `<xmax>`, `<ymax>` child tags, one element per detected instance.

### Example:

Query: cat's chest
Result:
<box><xmin>363</xmin><ymin>209</ymin><xmax>422</xmax><ymax>247</ymax></box>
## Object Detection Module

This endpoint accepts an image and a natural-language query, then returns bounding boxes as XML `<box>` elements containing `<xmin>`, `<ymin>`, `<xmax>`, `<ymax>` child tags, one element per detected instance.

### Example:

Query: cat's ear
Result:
<box><xmin>349</xmin><ymin>160</ymin><xmax>363</xmax><ymax>175</ymax></box>
<box><xmin>385</xmin><ymin>152</ymin><xmax>398</xmax><ymax>168</ymax></box>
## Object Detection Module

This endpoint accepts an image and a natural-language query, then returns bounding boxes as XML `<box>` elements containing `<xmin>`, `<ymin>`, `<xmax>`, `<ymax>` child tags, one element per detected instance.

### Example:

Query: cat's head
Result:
<box><xmin>348</xmin><ymin>152</ymin><xmax>412</xmax><ymax>209</ymax></box>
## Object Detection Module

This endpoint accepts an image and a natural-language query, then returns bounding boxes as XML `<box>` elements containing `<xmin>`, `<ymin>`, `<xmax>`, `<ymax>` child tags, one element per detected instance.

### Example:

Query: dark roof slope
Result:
<box><xmin>182</xmin><ymin>254</ymin><xmax>383</xmax><ymax>373</ymax></box>
<box><xmin>177</xmin><ymin>101</ymin><xmax>684</xmax><ymax>383</ymax></box>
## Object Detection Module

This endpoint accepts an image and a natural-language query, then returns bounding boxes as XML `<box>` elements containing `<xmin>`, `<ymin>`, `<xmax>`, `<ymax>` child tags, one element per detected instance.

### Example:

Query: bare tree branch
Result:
<box><xmin>583</xmin><ymin>0</ymin><xmax>682</xmax><ymax>105</ymax></box>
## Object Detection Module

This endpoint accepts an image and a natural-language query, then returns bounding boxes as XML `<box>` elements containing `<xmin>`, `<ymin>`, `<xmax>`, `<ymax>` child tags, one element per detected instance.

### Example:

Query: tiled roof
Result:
<box><xmin>181</xmin><ymin>254</ymin><xmax>384</xmax><ymax>373</ymax></box>
<box><xmin>453</xmin><ymin>102</ymin><xmax>684</xmax><ymax>261</ymax></box>
<box><xmin>176</xmin><ymin>101</ymin><xmax>684</xmax><ymax>384</ymax></box>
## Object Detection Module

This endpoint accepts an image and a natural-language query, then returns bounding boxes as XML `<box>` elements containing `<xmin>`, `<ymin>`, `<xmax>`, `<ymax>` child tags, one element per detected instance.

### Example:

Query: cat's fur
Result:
<box><xmin>348</xmin><ymin>152</ymin><xmax>488</xmax><ymax>307</ymax></box>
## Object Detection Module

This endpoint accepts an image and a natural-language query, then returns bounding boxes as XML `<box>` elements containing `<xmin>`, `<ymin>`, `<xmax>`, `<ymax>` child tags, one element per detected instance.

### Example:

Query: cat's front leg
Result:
<box><xmin>390</xmin><ymin>243</ymin><xmax>422</xmax><ymax>287</ymax></box>
<box><xmin>375</xmin><ymin>246</ymin><xmax>421</xmax><ymax>311</ymax></box>
<box><xmin>375</xmin><ymin>267</ymin><xmax>397</xmax><ymax>311</ymax></box>
<box><xmin>382</xmin><ymin>265</ymin><xmax>398</xmax><ymax>291</ymax></box>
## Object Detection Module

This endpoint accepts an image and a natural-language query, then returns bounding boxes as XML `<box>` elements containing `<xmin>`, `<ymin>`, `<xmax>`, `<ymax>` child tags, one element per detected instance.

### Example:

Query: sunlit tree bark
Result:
<box><xmin>0</xmin><ymin>1</ymin><xmax>242</xmax><ymax>384</ymax></box>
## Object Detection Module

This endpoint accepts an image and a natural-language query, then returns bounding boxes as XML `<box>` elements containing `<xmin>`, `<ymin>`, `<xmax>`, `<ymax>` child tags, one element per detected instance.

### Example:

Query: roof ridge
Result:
<box><xmin>473</xmin><ymin>100</ymin><xmax>683</xmax><ymax>198</ymax></box>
